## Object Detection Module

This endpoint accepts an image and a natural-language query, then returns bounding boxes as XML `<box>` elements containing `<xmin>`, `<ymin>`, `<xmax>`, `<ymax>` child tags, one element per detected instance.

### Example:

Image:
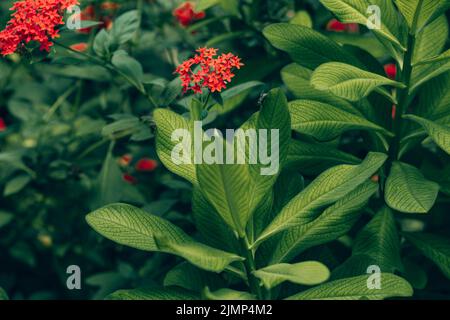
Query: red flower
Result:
<box><xmin>118</xmin><ymin>154</ymin><xmax>132</xmax><ymax>167</ymax></box>
<box><xmin>135</xmin><ymin>158</ymin><xmax>158</xmax><ymax>172</ymax></box>
<box><xmin>173</xmin><ymin>2</ymin><xmax>205</xmax><ymax>27</ymax></box>
<box><xmin>392</xmin><ymin>105</ymin><xmax>397</xmax><ymax>120</ymax></box>
<box><xmin>0</xmin><ymin>0</ymin><xmax>79</xmax><ymax>56</ymax></box>
<box><xmin>100</xmin><ymin>2</ymin><xmax>120</xmax><ymax>11</ymax></box>
<box><xmin>70</xmin><ymin>42</ymin><xmax>88</xmax><ymax>52</ymax></box>
<box><xmin>384</xmin><ymin>63</ymin><xmax>397</xmax><ymax>80</ymax></box>
<box><xmin>175</xmin><ymin>47</ymin><xmax>243</xmax><ymax>94</ymax></box>
<box><xmin>371</xmin><ymin>175</ymin><xmax>380</xmax><ymax>183</ymax></box>
<box><xmin>326</xmin><ymin>19</ymin><xmax>359</xmax><ymax>33</ymax></box>
<box><xmin>0</xmin><ymin>118</ymin><xmax>6</xmax><ymax>132</ymax></box>
<box><xmin>123</xmin><ymin>173</ymin><xmax>137</xmax><ymax>184</ymax></box>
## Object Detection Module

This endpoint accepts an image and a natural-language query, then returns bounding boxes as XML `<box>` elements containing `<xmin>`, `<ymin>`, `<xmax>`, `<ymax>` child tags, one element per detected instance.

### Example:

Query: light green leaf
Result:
<box><xmin>3</xmin><ymin>174</ymin><xmax>31</xmax><ymax>197</ymax></box>
<box><xmin>319</xmin><ymin>0</ymin><xmax>404</xmax><ymax>50</ymax></box>
<box><xmin>268</xmin><ymin>180</ymin><xmax>378</xmax><ymax>264</ymax></box>
<box><xmin>403</xmin><ymin>114</ymin><xmax>450</xmax><ymax>155</ymax></box>
<box><xmin>255</xmin><ymin>152</ymin><xmax>387</xmax><ymax>247</ymax></box>
<box><xmin>385</xmin><ymin>162</ymin><xmax>439</xmax><ymax>213</ymax></box>
<box><xmin>281</xmin><ymin>63</ymin><xmax>362</xmax><ymax>115</ymax></box>
<box><xmin>394</xmin><ymin>0</ymin><xmax>450</xmax><ymax>33</ymax></box>
<box><xmin>263</xmin><ymin>23</ymin><xmax>358</xmax><ymax>69</ymax></box>
<box><xmin>253</xmin><ymin>261</ymin><xmax>330</xmax><ymax>289</ymax></box>
<box><xmin>412</xmin><ymin>16</ymin><xmax>449</xmax><ymax>65</ymax></box>
<box><xmin>311</xmin><ymin>62</ymin><xmax>405</xmax><ymax>102</ymax></box>
<box><xmin>203</xmin><ymin>287</ymin><xmax>255</xmax><ymax>300</ymax></box>
<box><xmin>154</xmin><ymin>108</ymin><xmax>197</xmax><ymax>185</ymax></box>
<box><xmin>404</xmin><ymin>233</ymin><xmax>450</xmax><ymax>279</ymax></box>
<box><xmin>286</xmin><ymin>274</ymin><xmax>413</xmax><ymax>300</ymax></box>
<box><xmin>290</xmin><ymin>11</ymin><xmax>313</xmax><ymax>28</ymax></box>
<box><xmin>289</xmin><ymin>100</ymin><xmax>393</xmax><ymax>140</ymax></box>
<box><xmin>416</xmin><ymin>49</ymin><xmax>450</xmax><ymax>66</ymax></box>
<box><xmin>107</xmin><ymin>287</ymin><xmax>198</xmax><ymax>300</ymax></box>
<box><xmin>96</xmin><ymin>143</ymin><xmax>123</xmax><ymax>207</ymax></box>
<box><xmin>287</xmin><ymin>139</ymin><xmax>361</xmax><ymax>175</ymax></box>
<box><xmin>86</xmin><ymin>203</ymin><xmax>243</xmax><ymax>272</ymax></box>
<box><xmin>196</xmin><ymin>0</ymin><xmax>220</xmax><ymax>11</ymax></box>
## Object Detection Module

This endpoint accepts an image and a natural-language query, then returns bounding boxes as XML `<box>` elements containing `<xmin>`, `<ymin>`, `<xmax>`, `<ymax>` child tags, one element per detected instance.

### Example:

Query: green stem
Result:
<box><xmin>239</xmin><ymin>236</ymin><xmax>263</xmax><ymax>299</ymax></box>
<box><xmin>388</xmin><ymin>33</ymin><xmax>415</xmax><ymax>165</ymax></box>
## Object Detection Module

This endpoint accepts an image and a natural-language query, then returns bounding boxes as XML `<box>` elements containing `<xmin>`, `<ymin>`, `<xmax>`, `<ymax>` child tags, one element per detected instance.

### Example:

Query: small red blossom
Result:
<box><xmin>0</xmin><ymin>0</ymin><xmax>79</xmax><ymax>56</ymax></box>
<box><xmin>123</xmin><ymin>173</ymin><xmax>137</xmax><ymax>185</ymax></box>
<box><xmin>135</xmin><ymin>158</ymin><xmax>158</xmax><ymax>172</ymax></box>
<box><xmin>0</xmin><ymin>118</ymin><xmax>6</xmax><ymax>132</ymax></box>
<box><xmin>384</xmin><ymin>63</ymin><xmax>397</xmax><ymax>80</ymax></box>
<box><xmin>70</xmin><ymin>42</ymin><xmax>88</xmax><ymax>52</ymax></box>
<box><xmin>100</xmin><ymin>2</ymin><xmax>120</xmax><ymax>11</ymax></box>
<box><xmin>371</xmin><ymin>175</ymin><xmax>380</xmax><ymax>183</ymax></box>
<box><xmin>326</xmin><ymin>19</ymin><xmax>359</xmax><ymax>33</ymax></box>
<box><xmin>175</xmin><ymin>48</ymin><xmax>243</xmax><ymax>94</ymax></box>
<box><xmin>173</xmin><ymin>2</ymin><xmax>205</xmax><ymax>27</ymax></box>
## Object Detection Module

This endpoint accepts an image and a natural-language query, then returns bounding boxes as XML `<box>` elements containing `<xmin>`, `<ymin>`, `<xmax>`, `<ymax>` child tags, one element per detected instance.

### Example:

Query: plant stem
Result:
<box><xmin>388</xmin><ymin>33</ymin><xmax>416</xmax><ymax>166</ymax></box>
<box><xmin>239</xmin><ymin>236</ymin><xmax>263</xmax><ymax>299</ymax></box>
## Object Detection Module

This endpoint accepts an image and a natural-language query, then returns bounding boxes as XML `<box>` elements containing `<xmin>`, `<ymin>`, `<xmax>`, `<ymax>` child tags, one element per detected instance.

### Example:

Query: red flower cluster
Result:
<box><xmin>175</xmin><ymin>48</ymin><xmax>243</xmax><ymax>94</ymax></box>
<box><xmin>326</xmin><ymin>19</ymin><xmax>359</xmax><ymax>33</ymax></box>
<box><xmin>173</xmin><ymin>2</ymin><xmax>205</xmax><ymax>27</ymax></box>
<box><xmin>0</xmin><ymin>0</ymin><xmax>79</xmax><ymax>56</ymax></box>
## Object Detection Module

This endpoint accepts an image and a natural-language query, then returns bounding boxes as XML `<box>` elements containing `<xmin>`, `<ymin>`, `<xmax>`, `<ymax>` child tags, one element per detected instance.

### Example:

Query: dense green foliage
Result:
<box><xmin>0</xmin><ymin>0</ymin><xmax>449</xmax><ymax>300</ymax></box>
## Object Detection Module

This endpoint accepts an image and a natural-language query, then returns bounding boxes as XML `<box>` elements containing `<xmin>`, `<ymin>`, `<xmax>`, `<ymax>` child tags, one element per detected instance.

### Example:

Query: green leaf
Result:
<box><xmin>403</xmin><ymin>114</ymin><xmax>450</xmax><ymax>155</ymax></box>
<box><xmin>196</xmin><ymin>0</ymin><xmax>220</xmax><ymax>11</ymax></box>
<box><xmin>95</xmin><ymin>143</ymin><xmax>123</xmax><ymax>206</ymax></box>
<box><xmin>334</xmin><ymin>206</ymin><xmax>403</xmax><ymax>279</ymax></box>
<box><xmin>86</xmin><ymin>203</ymin><xmax>243</xmax><ymax>272</ymax></box>
<box><xmin>286</xmin><ymin>274</ymin><xmax>413</xmax><ymax>300</ymax></box>
<box><xmin>287</xmin><ymin>139</ymin><xmax>361</xmax><ymax>175</ymax></box>
<box><xmin>154</xmin><ymin>108</ymin><xmax>197</xmax><ymax>185</ymax></box>
<box><xmin>385</xmin><ymin>162</ymin><xmax>439</xmax><ymax>213</ymax></box>
<box><xmin>164</xmin><ymin>262</ymin><xmax>225</xmax><ymax>292</ymax></box>
<box><xmin>263</xmin><ymin>23</ymin><xmax>357</xmax><ymax>69</ymax></box>
<box><xmin>253</xmin><ymin>261</ymin><xmax>330</xmax><ymax>289</ymax></box>
<box><xmin>268</xmin><ymin>180</ymin><xmax>378</xmax><ymax>264</ymax></box>
<box><xmin>255</xmin><ymin>152</ymin><xmax>387</xmax><ymax>247</ymax></box>
<box><xmin>0</xmin><ymin>287</ymin><xmax>8</xmax><ymax>300</ymax></box>
<box><xmin>416</xmin><ymin>49</ymin><xmax>450</xmax><ymax>66</ymax></box>
<box><xmin>203</xmin><ymin>287</ymin><xmax>255</xmax><ymax>300</ymax></box>
<box><xmin>107</xmin><ymin>287</ymin><xmax>198</xmax><ymax>300</ymax></box>
<box><xmin>404</xmin><ymin>233</ymin><xmax>450</xmax><ymax>279</ymax></box>
<box><xmin>394</xmin><ymin>0</ymin><xmax>450</xmax><ymax>33</ymax></box>
<box><xmin>319</xmin><ymin>0</ymin><xmax>404</xmax><ymax>50</ymax></box>
<box><xmin>209</xmin><ymin>81</ymin><xmax>263</xmax><ymax>115</ymax></box>
<box><xmin>281</xmin><ymin>63</ymin><xmax>362</xmax><ymax>115</ymax></box>
<box><xmin>311</xmin><ymin>62</ymin><xmax>405</xmax><ymax>102</ymax></box>
<box><xmin>111</xmin><ymin>50</ymin><xmax>144</xmax><ymax>92</ymax></box>
<box><xmin>412</xmin><ymin>16</ymin><xmax>449</xmax><ymax>65</ymax></box>
<box><xmin>0</xmin><ymin>211</ymin><xmax>13</xmax><ymax>229</ymax></box>
<box><xmin>111</xmin><ymin>10</ymin><xmax>139</xmax><ymax>45</ymax></box>
<box><xmin>3</xmin><ymin>174</ymin><xmax>31</xmax><ymax>197</ymax></box>
<box><xmin>290</xmin><ymin>11</ymin><xmax>313</xmax><ymax>28</ymax></box>
<box><xmin>93</xmin><ymin>29</ymin><xmax>111</xmax><ymax>58</ymax></box>
<box><xmin>289</xmin><ymin>100</ymin><xmax>393</xmax><ymax>140</ymax></box>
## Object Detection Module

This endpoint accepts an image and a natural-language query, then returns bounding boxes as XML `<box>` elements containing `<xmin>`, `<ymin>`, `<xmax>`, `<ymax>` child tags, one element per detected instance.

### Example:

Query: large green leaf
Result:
<box><xmin>333</xmin><ymin>206</ymin><xmax>403</xmax><ymax>279</ymax></box>
<box><xmin>417</xmin><ymin>49</ymin><xmax>450</xmax><ymax>66</ymax></box>
<box><xmin>86</xmin><ymin>203</ymin><xmax>243</xmax><ymax>272</ymax></box>
<box><xmin>281</xmin><ymin>63</ymin><xmax>361</xmax><ymax>115</ymax></box>
<box><xmin>263</xmin><ymin>24</ymin><xmax>357</xmax><ymax>69</ymax></box>
<box><xmin>254</xmin><ymin>152</ymin><xmax>387</xmax><ymax>247</ymax></box>
<box><xmin>385</xmin><ymin>162</ymin><xmax>439</xmax><ymax>213</ymax></box>
<box><xmin>286</xmin><ymin>274</ymin><xmax>413</xmax><ymax>300</ymax></box>
<box><xmin>287</xmin><ymin>139</ymin><xmax>361</xmax><ymax>175</ymax></box>
<box><xmin>403</xmin><ymin>114</ymin><xmax>450</xmax><ymax>155</ymax></box>
<box><xmin>311</xmin><ymin>62</ymin><xmax>405</xmax><ymax>102</ymax></box>
<box><xmin>154</xmin><ymin>108</ymin><xmax>197</xmax><ymax>185</ymax></box>
<box><xmin>394</xmin><ymin>0</ymin><xmax>450</xmax><ymax>33</ymax></box>
<box><xmin>107</xmin><ymin>287</ymin><xmax>198</xmax><ymax>300</ymax></box>
<box><xmin>164</xmin><ymin>262</ymin><xmax>226</xmax><ymax>292</ymax></box>
<box><xmin>253</xmin><ymin>261</ymin><xmax>330</xmax><ymax>289</ymax></box>
<box><xmin>268</xmin><ymin>180</ymin><xmax>378</xmax><ymax>264</ymax></box>
<box><xmin>404</xmin><ymin>233</ymin><xmax>450</xmax><ymax>279</ymax></box>
<box><xmin>289</xmin><ymin>100</ymin><xmax>393</xmax><ymax>140</ymax></box>
<box><xmin>110</xmin><ymin>10</ymin><xmax>140</xmax><ymax>44</ymax></box>
<box><xmin>319</xmin><ymin>0</ymin><xmax>404</xmax><ymax>50</ymax></box>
